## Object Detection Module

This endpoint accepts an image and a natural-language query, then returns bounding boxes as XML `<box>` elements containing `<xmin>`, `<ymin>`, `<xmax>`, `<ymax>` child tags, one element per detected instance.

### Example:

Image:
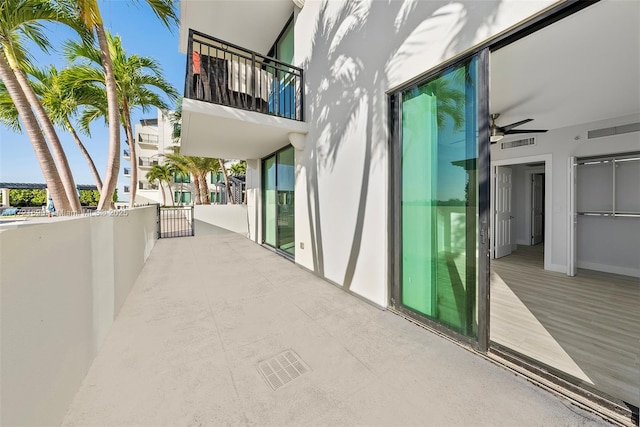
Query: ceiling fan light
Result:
<box><xmin>490</xmin><ymin>126</ymin><xmax>504</xmax><ymax>142</ymax></box>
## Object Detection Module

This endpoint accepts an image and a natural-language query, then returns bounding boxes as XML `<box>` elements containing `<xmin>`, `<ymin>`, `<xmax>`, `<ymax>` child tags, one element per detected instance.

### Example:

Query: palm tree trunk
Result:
<box><xmin>166</xmin><ymin>179</ymin><xmax>175</xmax><ymax>206</ymax></box>
<box><xmin>192</xmin><ymin>173</ymin><xmax>201</xmax><ymax>204</ymax></box>
<box><xmin>10</xmin><ymin>65</ymin><xmax>82</xmax><ymax>212</ymax></box>
<box><xmin>95</xmin><ymin>23</ymin><xmax>121</xmax><ymax>211</ymax></box>
<box><xmin>198</xmin><ymin>174</ymin><xmax>210</xmax><ymax>204</ymax></box>
<box><xmin>158</xmin><ymin>181</ymin><xmax>166</xmax><ymax>206</ymax></box>
<box><xmin>65</xmin><ymin>118</ymin><xmax>103</xmax><ymax>191</ymax></box>
<box><xmin>122</xmin><ymin>99</ymin><xmax>138</xmax><ymax>209</ymax></box>
<box><xmin>0</xmin><ymin>54</ymin><xmax>72</xmax><ymax>212</ymax></box>
<box><xmin>219</xmin><ymin>159</ymin><xmax>234</xmax><ymax>204</ymax></box>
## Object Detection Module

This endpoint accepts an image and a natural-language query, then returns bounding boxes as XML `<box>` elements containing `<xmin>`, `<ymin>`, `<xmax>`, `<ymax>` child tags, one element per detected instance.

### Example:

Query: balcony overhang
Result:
<box><xmin>181</xmin><ymin>97</ymin><xmax>308</xmax><ymax>159</ymax></box>
<box><xmin>179</xmin><ymin>0</ymin><xmax>295</xmax><ymax>55</ymax></box>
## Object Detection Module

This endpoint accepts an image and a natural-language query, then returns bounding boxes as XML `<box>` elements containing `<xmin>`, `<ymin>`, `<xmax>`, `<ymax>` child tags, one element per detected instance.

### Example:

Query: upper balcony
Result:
<box><xmin>138</xmin><ymin>133</ymin><xmax>159</xmax><ymax>147</ymax></box>
<box><xmin>139</xmin><ymin>157</ymin><xmax>159</xmax><ymax>168</ymax></box>
<box><xmin>180</xmin><ymin>30</ymin><xmax>308</xmax><ymax>160</ymax></box>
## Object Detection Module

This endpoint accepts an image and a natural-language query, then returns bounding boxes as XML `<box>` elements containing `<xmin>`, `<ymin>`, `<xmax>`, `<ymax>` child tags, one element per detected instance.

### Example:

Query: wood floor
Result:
<box><xmin>491</xmin><ymin>245</ymin><xmax>640</xmax><ymax>407</ymax></box>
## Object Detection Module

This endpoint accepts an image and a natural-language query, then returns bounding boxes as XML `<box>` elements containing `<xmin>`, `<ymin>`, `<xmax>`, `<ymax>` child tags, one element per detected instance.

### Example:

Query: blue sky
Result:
<box><xmin>0</xmin><ymin>1</ymin><xmax>186</xmax><ymax>199</ymax></box>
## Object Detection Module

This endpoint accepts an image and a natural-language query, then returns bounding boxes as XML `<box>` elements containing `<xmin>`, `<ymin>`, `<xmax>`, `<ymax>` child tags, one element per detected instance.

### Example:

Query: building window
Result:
<box><xmin>211</xmin><ymin>171</ymin><xmax>224</xmax><ymax>184</ymax></box>
<box><xmin>174</xmin><ymin>172</ymin><xmax>190</xmax><ymax>183</ymax></box>
<box><xmin>174</xmin><ymin>191</ymin><xmax>191</xmax><ymax>204</ymax></box>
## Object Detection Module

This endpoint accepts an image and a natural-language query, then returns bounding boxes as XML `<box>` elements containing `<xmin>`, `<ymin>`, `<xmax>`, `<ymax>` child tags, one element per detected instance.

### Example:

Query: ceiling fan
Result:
<box><xmin>490</xmin><ymin>113</ymin><xmax>548</xmax><ymax>143</ymax></box>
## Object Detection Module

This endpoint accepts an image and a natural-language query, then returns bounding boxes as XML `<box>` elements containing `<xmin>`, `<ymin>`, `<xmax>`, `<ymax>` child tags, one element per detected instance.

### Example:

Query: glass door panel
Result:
<box><xmin>277</xmin><ymin>146</ymin><xmax>295</xmax><ymax>255</ymax></box>
<box><xmin>263</xmin><ymin>156</ymin><xmax>277</xmax><ymax>246</ymax></box>
<box><xmin>401</xmin><ymin>58</ymin><xmax>479</xmax><ymax>337</ymax></box>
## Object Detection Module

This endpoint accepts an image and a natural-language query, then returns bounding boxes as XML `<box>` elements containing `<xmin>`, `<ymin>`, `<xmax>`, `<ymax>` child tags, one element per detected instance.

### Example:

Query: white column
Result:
<box><xmin>0</xmin><ymin>188</ymin><xmax>9</xmax><ymax>207</ymax></box>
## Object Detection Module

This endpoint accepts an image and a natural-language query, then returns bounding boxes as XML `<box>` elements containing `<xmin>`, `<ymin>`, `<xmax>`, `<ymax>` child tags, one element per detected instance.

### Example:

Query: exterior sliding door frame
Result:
<box><xmin>388</xmin><ymin>0</ymin><xmax>594</xmax><ymax>353</ymax></box>
<box><xmin>262</xmin><ymin>145</ymin><xmax>295</xmax><ymax>260</ymax></box>
<box><xmin>388</xmin><ymin>48</ymin><xmax>491</xmax><ymax>352</ymax></box>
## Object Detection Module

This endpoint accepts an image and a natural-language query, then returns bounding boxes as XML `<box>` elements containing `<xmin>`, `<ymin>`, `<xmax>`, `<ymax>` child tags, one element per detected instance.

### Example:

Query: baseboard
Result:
<box><xmin>577</xmin><ymin>261</ymin><xmax>640</xmax><ymax>278</ymax></box>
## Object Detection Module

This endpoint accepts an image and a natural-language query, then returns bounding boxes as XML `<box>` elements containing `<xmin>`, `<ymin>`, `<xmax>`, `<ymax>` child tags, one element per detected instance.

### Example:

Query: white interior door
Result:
<box><xmin>495</xmin><ymin>166</ymin><xmax>513</xmax><ymax>258</ymax></box>
<box><xmin>531</xmin><ymin>173</ymin><xmax>544</xmax><ymax>245</ymax></box>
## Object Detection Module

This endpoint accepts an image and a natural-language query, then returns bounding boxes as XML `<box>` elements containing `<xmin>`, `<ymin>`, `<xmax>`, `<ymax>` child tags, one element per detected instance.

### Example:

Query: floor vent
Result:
<box><xmin>588</xmin><ymin>122</ymin><xmax>640</xmax><ymax>139</ymax></box>
<box><xmin>257</xmin><ymin>349</ymin><xmax>310</xmax><ymax>391</ymax></box>
<box><xmin>501</xmin><ymin>137</ymin><xmax>536</xmax><ymax>150</ymax></box>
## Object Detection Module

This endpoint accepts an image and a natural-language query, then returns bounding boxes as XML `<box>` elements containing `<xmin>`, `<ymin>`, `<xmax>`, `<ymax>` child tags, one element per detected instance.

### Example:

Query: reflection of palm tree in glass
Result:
<box><xmin>302</xmin><ymin>1</ymin><xmax>496</xmax><ymax>289</ymax></box>
<box><xmin>419</xmin><ymin>68</ymin><xmax>466</xmax><ymax>131</ymax></box>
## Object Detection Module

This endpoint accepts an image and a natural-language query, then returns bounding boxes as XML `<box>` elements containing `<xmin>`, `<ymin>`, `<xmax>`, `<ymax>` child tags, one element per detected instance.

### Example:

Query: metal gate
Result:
<box><xmin>157</xmin><ymin>205</ymin><xmax>195</xmax><ymax>238</ymax></box>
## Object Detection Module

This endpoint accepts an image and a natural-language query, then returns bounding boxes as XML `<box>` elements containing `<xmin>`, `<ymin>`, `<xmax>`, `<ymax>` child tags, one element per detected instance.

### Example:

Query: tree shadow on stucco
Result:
<box><xmin>299</xmin><ymin>0</ymin><xmax>501</xmax><ymax>289</ymax></box>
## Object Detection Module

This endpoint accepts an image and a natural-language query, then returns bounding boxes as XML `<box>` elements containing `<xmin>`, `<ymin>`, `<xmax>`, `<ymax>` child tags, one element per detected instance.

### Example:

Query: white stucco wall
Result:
<box><xmin>246</xmin><ymin>159</ymin><xmax>261</xmax><ymax>243</ymax></box>
<box><xmin>291</xmin><ymin>0</ymin><xmax>558</xmax><ymax>306</ymax></box>
<box><xmin>194</xmin><ymin>204</ymin><xmax>249</xmax><ymax>235</ymax></box>
<box><xmin>0</xmin><ymin>206</ymin><xmax>157</xmax><ymax>426</ymax></box>
<box><xmin>491</xmin><ymin>114</ymin><xmax>640</xmax><ymax>276</ymax></box>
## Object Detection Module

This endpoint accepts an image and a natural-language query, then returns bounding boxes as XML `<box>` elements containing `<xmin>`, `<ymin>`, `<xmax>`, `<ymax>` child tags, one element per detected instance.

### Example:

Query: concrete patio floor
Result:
<box><xmin>62</xmin><ymin>222</ymin><xmax>608</xmax><ymax>426</ymax></box>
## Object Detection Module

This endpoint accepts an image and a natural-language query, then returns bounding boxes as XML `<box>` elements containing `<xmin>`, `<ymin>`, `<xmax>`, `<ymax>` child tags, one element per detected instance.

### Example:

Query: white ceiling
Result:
<box><xmin>179</xmin><ymin>0</ymin><xmax>294</xmax><ymax>55</ymax></box>
<box><xmin>490</xmin><ymin>0</ymin><xmax>640</xmax><ymax>134</ymax></box>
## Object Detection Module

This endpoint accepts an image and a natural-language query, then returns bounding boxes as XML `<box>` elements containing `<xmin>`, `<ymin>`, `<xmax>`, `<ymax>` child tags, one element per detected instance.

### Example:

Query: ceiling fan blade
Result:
<box><xmin>505</xmin><ymin>129</ymin><xmax>548</xmax><ymax>134</ymax></box>
<box><xmin>502</xmin><ymin>118</ymin><xmax>534</xmax><ymax>131</ymax></box>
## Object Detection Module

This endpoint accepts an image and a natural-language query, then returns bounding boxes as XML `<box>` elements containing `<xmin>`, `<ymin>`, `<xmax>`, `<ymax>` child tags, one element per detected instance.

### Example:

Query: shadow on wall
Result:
<box><xmin>299</xmin><ymin>0</ymin><xmax>501</xmax><ymax>289</ymax></box>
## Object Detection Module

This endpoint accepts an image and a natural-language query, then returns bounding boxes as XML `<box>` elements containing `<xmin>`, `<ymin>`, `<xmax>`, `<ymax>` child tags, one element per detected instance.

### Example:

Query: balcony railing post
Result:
<box><xmin>299</xmin><ymin>70</ymin><xmax>304</xmax><ymax>121</ymax></box>
<box><xmin>190</xmin><ymin>206</ymin><xmax>195</xmax><ymax>236</ymax></box>
<box><xmin>186</xmin><ymin>29</ymin><xmax>194</xmax><ymax>100</ymax></box>
<box><xmin>251</xmin><ymin>52</ymin><xmax>256</xmax><ymax>112</ymax></box>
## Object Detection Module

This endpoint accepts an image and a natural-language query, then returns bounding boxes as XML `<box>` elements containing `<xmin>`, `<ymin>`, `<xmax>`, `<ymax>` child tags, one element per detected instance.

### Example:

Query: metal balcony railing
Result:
<box><xmin>185</xmin><ymin>29</ymin><xmax>304</xmax><ymax>121</ymax></box>
<box><xmin>139</xmin><ymin>157</ymin><xmax>159</xmax><ymax>167</ymax></box>
<box><xmin>138</xmin><ymin>133</ymin><xmax>159</xmax><ymax>145</ymax></box>
<box><xmin>138</xmin><ymin>181</ymin><xmax>158</xmax><ymax>190</ymax></box>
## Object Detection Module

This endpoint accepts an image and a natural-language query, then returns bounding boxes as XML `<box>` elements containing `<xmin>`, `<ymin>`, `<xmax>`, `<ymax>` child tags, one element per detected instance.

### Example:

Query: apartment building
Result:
<box><xmin>177</xmin><ymin>0</ymin><xmax>640</xmax><ymax>419</ymax></box>
<box><xmin>123</xmin><ymin>109</ymin><xmax>175</xmax><ymax>204</ymax></box>
<box><xmin>123</xmin><ymin>108</ymin><xmax>242</xmax><ymax>205</ymax></box>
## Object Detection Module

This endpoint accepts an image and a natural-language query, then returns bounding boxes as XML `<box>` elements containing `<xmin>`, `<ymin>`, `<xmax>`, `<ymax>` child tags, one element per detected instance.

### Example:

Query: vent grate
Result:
<box><xmin>257</xmin><ymin>349</ymin><xmax>310</xmax><ymax>391</ymax></box>
<box><xmin>588</xmin><ymin>122</ymin><xmax>640</xmax><ymax>139</ymax></box>
<box><xmin>501</xmin><ymin>137</ymin><xmax>536</xmax><ymax>149</ymax></box>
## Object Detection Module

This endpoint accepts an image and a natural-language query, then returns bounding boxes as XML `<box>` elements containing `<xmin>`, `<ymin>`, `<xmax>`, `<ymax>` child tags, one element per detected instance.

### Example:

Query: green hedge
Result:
<box><xmin>6</xmin><ymin>189</ymin><xmax>101</xmax><ymax>207</ymax></box>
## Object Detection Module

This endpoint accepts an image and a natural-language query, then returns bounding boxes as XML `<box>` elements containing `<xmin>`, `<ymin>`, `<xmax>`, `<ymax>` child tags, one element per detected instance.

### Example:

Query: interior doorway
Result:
<box><xmin>530</xmin><ymin>172</ymin><xmax>544</xmax><ymax>246</ymax></box>
<box><xmin>491</xmin><ymin>157</ymin><xmax>550</xmax><ymax>266</ymax></box>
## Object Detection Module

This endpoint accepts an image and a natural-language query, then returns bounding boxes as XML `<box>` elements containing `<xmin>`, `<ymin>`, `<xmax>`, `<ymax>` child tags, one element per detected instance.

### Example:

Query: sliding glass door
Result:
<box><xmin>263</xmin><ymin>146</ymin><xmax>295</xmax><ymax>256</ymax></box>
<box><xmin>399</xmin><ymin>57</ymin><xmax>479</xmax><ymax>338</ymax></box>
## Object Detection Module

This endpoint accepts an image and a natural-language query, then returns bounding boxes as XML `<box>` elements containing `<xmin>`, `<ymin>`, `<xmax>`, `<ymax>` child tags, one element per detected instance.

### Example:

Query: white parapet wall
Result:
<box><xmin>0</xmin><ymin>206</ymin><xmax>157</xmax><ymax>426</ymax></box>
<box><xmin>194</xmin><ymin>204</ymin><xmax>249</xmax><ymax>236</ymax></box>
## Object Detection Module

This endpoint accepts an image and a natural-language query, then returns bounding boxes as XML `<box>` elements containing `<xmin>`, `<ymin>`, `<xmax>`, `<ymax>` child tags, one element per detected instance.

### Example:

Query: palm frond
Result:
<box><xmin>0</xmin><ymin>81</ymin><xmax>20</xmax><ymax>132</ymax></box>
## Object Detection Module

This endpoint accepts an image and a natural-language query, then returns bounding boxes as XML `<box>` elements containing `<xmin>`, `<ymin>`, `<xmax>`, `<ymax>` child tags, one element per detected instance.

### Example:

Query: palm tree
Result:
<box><xmin>165</xmin><ymin>149</ymin><xmax>218</xmax><ymax>205</ymax></box>
<box><xmin>218</xmin><ymin>159</ymin><xmax>234</xmax><ymax>205</ymax></box>
<box><xmin>28</xmin><ymin>65</ymin><xmax>103</xmax><ymax>191</ymax></box>
<box><xmin>0</xmin><ymin>0</ymin><xmax>84</xmax><ymax>212</ymax></box>
<box><xmin>145</xmin><ymin>163</ymin><xmax>172</xmax><ymax>206</ymax></box>
<box><xmin>229</xmin><ymin>161</ymin><xmax>246</xmax><ymax>176</ymax></box>
<box><xmin>165</xmin><ymin>151</ymin><xmax>197</xmax><ymax>204</ymax></box>
<box><xmin>72</xmin><ymin>0</ymin><xmax>177</xmax><ymax>210</ymax></box>
<box><xmin>64</xmin><ymin>33</ymin><xmax>178</xmax><ymax>208</ymax></box>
